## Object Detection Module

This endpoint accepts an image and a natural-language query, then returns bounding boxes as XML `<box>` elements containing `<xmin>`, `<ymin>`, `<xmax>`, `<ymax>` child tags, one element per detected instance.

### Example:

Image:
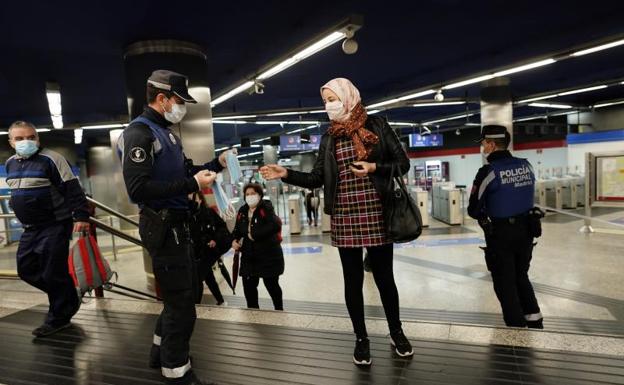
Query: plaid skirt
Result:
<box><xmin>331</xmin><ymin>138</ymin><xmax>388</xmax><ymax>248</ymax></box>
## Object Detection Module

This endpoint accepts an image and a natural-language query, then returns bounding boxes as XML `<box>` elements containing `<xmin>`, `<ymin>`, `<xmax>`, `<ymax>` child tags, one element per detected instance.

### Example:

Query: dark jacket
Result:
<box><xmin>283</xmin><ymin>115</ymin><xmax>410</xmax><ymax>215</ymax></box>
<box><xmin>189</xmin><ymin>202</ymin><xmax>233</xmax><ymax>266</ymax></box>
<box><xmin>120</xmin><ymin>107</ymin><xmax>223</xmax><ymax>210</ymax></box>
<box><xmin>6</xmin><ymin>148</ymin><xmax>89</xmax><ymax>227</ymax></box>
<box><xmin>232</xmin><ymin>200</ymin><xmax>284</xmax><ymax>278</ymax></box>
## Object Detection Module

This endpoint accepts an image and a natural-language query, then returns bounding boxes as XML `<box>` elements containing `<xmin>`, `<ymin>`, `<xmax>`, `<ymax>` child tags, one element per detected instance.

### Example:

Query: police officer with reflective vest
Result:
<box><xmin>121</xmin><ymin>70</ymin><xmax>228</xmax><ymax>385</ymax></box>
<box><xmin>468</xmin><ymin>125</ymin><xmax>544</xmax><ymax>329</ymax></box>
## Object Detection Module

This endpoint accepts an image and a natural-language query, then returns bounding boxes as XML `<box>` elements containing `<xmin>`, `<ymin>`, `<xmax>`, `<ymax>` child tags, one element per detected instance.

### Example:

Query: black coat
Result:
<box><xmin>232</xmin><ymin>200</ymin><xmax>284</xmax><ymax>278</ymax></box>
<box><xmin>283</xmin><ymin>115</ymin><xmax>410</xmax><ymax>215</ymax></box>
<box><xmin>189</xmin><ymin>203</ymin><xmax>233</xmax><ymax>266</ymax></box>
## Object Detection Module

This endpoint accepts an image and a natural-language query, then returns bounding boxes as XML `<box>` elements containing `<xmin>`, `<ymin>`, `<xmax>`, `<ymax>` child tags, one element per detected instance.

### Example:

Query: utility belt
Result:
<box><xmin>487</xmin><ymin>207</ymin><xmax>545</xmax><ymax>238</ymax></box>
<box><xmin>139</xmin><ymin>206</ymin><xmax>191</xmax><ymax>253</ymax></box>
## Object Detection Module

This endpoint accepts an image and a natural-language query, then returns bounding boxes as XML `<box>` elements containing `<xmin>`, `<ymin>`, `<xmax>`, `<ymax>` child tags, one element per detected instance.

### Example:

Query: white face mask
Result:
<box><xmin>325</xmin><ymin>101</ymin><xmax>345</xmax><ymax>121</ymax></box>
<box><xmin>163</xmin><ymin>99</ymin><xmax>187</xmax><ymax>124</ymax></box>
<box><xmin>245</xmin><ymin>194</ymin><xmax>260</xmax><ymax>208</ymax></box>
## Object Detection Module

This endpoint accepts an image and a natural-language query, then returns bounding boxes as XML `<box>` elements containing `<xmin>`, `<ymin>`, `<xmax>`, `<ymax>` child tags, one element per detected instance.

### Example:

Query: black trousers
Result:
<box><xmin>486</xmin><ymin>220</ymin><xmax>541</xmax><ymax>327</ymax></box>
<box><xmin>242</xmin><ymin>276</ymin><xmax>283</xmax><ymax>310</ymax></box>
<box><xmin>196</xmin><ymin>258</ymin><xmax>224</xmax><ymax>305</ymax></box>
<box><xmin>306</xmin><ymin>205</ymin><xmax>318</xmax><ymax>225</ymax></box>
<box><xmin>16</xmin><ymin>219</ymin><xmax>79</xmax><ymax>327</ymax></box>
<box><xmin>140</xmin><ymin>217</ymin><xmax>198</xmax><ymax>385</ymax></box>
<box><xmin>338</xmin><ymin>243</ymin><xmax>401</xmax><ymax>338</ymax></box>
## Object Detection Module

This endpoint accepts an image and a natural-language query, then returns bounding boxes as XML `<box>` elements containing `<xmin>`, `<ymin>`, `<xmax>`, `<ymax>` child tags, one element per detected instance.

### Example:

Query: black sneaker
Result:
<box><xmin>32</xmin><ymin>322</ymin><xmax>71</xmax><ymax>337</ymax></box>
<box><xmin>148</xmin><ymin>344</ymin><xmax>160</xmax><ymax>369</ymax></box>
<box><xmin>527</xmin><ymin>319</ymin><xmax>544</xmax><ymax>329</ymax></box>
<box><xmin>390</xmin><ymin>329</ymin><xmax>414</xmax><ymax>357</ymax></box>
<box><xmin>353</xmin><ymin>337</ymin><xmax>372</xmax><ymax>366</ymax></box>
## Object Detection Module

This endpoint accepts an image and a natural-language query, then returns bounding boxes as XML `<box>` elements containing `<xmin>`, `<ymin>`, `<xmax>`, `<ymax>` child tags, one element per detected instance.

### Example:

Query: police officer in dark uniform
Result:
<box><xmin>468</xmin><ymin>125</ymin><xmax>544</xmax><ymax>329</ymax></box>
<box><xmin>121</xmin><ymin>70</ymin><xmax>228</xmax><ymax>385</ymax></box>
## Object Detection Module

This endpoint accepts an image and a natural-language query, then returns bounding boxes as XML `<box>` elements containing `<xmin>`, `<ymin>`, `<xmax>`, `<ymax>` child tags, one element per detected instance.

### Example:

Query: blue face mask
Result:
<box><xmin>15</xmin><ymin>140</ymin><xmax>39</xmax><ymax>158</ymax></box>
<box><xmin>226</xmin><ymin>151</ymin><xmax>242</xmax><ymax>182</ymax></box>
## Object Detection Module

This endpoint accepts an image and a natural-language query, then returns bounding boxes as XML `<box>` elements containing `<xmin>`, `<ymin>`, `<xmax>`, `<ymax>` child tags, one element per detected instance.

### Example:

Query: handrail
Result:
<box><xmin>89</xmin><ymin>217</ymin><xmax>144</xmax><ymax>247</ymax></box>
<box><xmin>87</xmin><ymin>197</ymin><xmax>139</xmax><ymax>227</ymax></box>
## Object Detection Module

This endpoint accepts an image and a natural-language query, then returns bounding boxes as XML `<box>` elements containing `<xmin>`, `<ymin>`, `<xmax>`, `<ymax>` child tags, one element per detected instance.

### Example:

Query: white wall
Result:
<box><xmin>410</xmin><ymin>153</ymin><xmax>482</xmax><ymax>187</ymax></box>
<box><xmin>515</xmin><ymin>147</ymin><xmax>568</xmax><ymax>178</ymax></box>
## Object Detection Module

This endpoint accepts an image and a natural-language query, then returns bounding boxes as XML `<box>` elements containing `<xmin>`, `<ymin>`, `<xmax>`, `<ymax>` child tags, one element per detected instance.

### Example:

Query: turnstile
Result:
<box><xmin>410</xmin><ymin>188</ymin><xmax>429</xmax><ymax>227</ymax></box>
<box><xmin>288</xmin><ymin>194</ymin><xmax>302</xmax><ymax>234</ymax></box>
<box><xmin>431</xmin><ymin>183</ymin><xmax>462</xmax><ymax>225</ymax></box>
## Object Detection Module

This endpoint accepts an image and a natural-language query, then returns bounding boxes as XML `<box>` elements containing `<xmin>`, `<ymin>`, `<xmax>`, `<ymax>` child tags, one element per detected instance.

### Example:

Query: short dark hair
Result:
<box><xmin>486</xmin><ymin>137</ymin><xmax>510</xmax><ymax>150</ymax></box>
<box><xmin>146</xmin><ymin>84</ymin><xmax>173</xmax><ymax>104</ymax></box>
<box><xmin>243</xmin><ymin>183</ymin><xmax>264</xmax><ymax>198</ymax></box>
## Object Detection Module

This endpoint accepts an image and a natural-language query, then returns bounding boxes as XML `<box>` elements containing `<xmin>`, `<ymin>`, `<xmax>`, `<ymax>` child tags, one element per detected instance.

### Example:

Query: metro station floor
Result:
<box><xmin>1</xmin><ymin>209</ymin><xmax>624</xmax><ymax>384</ymax></box>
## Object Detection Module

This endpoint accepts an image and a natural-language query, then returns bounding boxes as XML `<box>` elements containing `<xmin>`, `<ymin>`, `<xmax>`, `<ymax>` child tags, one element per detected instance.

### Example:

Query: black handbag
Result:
<box><xmin>384</xmin><ymin>164</ymin><xmax>423</xmax><ymax>243</ymax></box>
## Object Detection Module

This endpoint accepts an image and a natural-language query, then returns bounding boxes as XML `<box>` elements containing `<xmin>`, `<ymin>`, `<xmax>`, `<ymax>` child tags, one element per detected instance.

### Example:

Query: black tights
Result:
<box><xmin>242</xmin><ymin>276</ymin><xmax>283</xmax><ymax>310</ymax></box>
<box><xmin>338</xmin><ymin>244</ymin><xmax>401</xmax><ymax>338</ymax></box>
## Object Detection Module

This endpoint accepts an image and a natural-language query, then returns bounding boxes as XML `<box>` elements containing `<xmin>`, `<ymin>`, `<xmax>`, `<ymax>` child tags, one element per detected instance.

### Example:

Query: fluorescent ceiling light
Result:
<box><xmin>238</xmin><ymin>151</ymin><xmax>264</xmax><ymax>158</ymax></box>
<box><xmin>257</xmin><ymin>58</ymin><xmax>297</xmax><ymax>80</ymax></box>
<box><xmin>423</xmin><ymin>113</ymin><xmax>475</xmax><ymax>125</ymax></box>
<box><xmin>528</xmin><ymin>102</ymin><xmax>572</xmax><ymax>109</ymax></box>
<box><xmin>594</xmin><ymin>100</ymin><xmax>624</xmax><ymax>108</ymax></box>
<box><xmin>286</xmin><ymin>124</ymin><xmax>317</xmax><ymax>134</ymax></box>
<box><xmin>212</xmin><ymin>120</ymin><xmax>248</xmax><ymax>124</ymax></box>
<box><xmin>367</xmin><ymin>110</ymin><xmax>380</xmax><ymax>114</ymax></box>
<box><xmin>210</xmin><ymin>81</ymin><xmax>254</xmax><ymax>107</ymax></box>
<box><xmin>397</xmin><ymin>89</ymin><xmax>436</xmax><ymax>101</ymax></box>
<box><xmin>252</xmin><ymin>137</ymin><xmax>271</xmax><ymax>143</ymax></box>
<box><xmin>412</xmin><ymin>101</ymin><xmax>465</xmax><ymax>107</ymax></box>
<box><xmin>443</xmin><ymin>75</ymin><xmax>495</xmax><ymax>90</ymax></box>
<box><xmin>51</xmin><ymin>116</ymin><xmax>63</xmax><ymax>129</ymax></box>
<box><xmin>388</xmin><ymin>122</ymin><xmax>417</xmax><ymax>126</ymax></box>
<box><xmin>74</xmin><ymin>128</ymin><xmax>83</xmax><ymax>144</ymax></box>
<box><xmin>308</xmin><ymin>110</ymin><xmax>325</xmax><ymax>114</ymax></box>
<box><xmin>256</xmin><ymin>120</ymin><xmax>319</xmax><ymax>125</ymax></box>
<box><xmin>36</xmin><ymin>128</ymin><xmax>51</xmax><ymax>133</ymax></box>
<box><xmin>493</xmin><ymin>58</ymin><xmax>556</xmax><ymax>77</ymax></box>
<box><xmin>266</xmin><ymin>111</ymin><xmax>304</xmax><ymax>117</ymax></box>
<box><xmin>0</xmin><ymin>131</ymin><xmax>8</xmax><ymax>136</ymax></box>
<box><xmin>558</xmin><ymin>85</ymin><xmax>607</xmax><ymax>96</ymax></box>
<box><xmin>571</xmin><ymin>38</ymin><xmax>624</xmax><ymax>57</ymax></box>
<box><xmin>513</xmin><ymin>116</ymin><xmax>547</xmax><ymax>122</ymax></box>
<box><xmin>215</xmin><ymin>146</ymin><xmax>229</xmax><ymax>152</ymax></box>
<box><xmin>81</xmin><ymin>123</ymin><xmax>126</xmax><ymax>129</ymax></box>
<box><xmin>517</xmin><ymin>94</ymin><xmax>560</xmax><ymax>104</ymax></box>
<box><xmin>213</xmin><ymin>115</ymin><xmax>257</xmax><ymax>120</ymax></box>
<box><xmin>367</xmin><ymin>98</ymin><xmax>401</xmax><ymax>109</ymax></box>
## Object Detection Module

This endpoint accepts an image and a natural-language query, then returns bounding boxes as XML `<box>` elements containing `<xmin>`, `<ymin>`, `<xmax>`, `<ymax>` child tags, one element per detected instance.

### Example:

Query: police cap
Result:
<box><xmin>147</xmin><ymin>70</ymin><xmax>197</xmax><ymax>104</ymax></box>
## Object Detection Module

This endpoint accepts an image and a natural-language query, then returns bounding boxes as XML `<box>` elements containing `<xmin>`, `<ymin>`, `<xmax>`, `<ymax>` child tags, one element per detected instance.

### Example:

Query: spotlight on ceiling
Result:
<box><xmin>455</xmin><ymin>128</ymin><xmax>461</xmax><ymax>136</ymax></box>
<box><xmin>421</xmin><ymin>126</ymin><xmax>432</xmax><ymax>136</ymax></box>
<box><xmin>434</xmin><ymin>90</ymin><xmax>444</xmax><ymax>102</ymax></box>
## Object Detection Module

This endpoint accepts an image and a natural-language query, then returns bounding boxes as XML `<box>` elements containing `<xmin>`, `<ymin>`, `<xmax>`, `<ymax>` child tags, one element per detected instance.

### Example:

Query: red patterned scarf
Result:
<box><xmin>327</xmin><ymin>103</ymin><xmax>378</xmax><ymax>160</ymax></box>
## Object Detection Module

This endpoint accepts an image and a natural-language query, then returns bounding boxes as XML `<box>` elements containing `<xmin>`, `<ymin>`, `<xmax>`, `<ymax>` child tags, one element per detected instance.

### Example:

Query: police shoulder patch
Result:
<box><xmin>130</xmin><ymin>147</ymin><xmax>147</xmax><ymax>163</ymax></box>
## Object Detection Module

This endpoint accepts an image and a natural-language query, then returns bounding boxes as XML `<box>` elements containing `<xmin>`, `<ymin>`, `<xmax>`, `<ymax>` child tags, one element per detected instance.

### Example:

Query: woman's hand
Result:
<box><xmin>260</xmin><ymin>164</ymin><xmax>288</xmax><ymax>180</ymax></box>
<box><xmin>350</xmin><ymin>161</ymin><xmax>376</xmax><ymax>178</ymax></box>
<box><xmin>232</xmin><ymin>239</ymin><xmax>242</xmax><ymax>251</ymax></box>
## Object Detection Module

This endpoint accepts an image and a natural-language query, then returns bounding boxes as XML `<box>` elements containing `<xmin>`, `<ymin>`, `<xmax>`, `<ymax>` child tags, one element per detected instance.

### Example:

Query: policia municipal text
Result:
<box><xmin>468</xmin><ymin>125</ymin><xmax>544</xmax><ymax>329</ymax></box>
<box><xmin>121</xmin><ymin>70</ymin><xmax>228</xmax><ymax>385</ymax></box>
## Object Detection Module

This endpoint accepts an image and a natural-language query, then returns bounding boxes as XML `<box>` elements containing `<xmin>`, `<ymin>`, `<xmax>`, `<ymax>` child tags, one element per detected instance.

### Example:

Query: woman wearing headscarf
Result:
<box><xmin>260</xmin><ymin>78</ymin><xmax>412</xmax><ymax>366</ymax></box>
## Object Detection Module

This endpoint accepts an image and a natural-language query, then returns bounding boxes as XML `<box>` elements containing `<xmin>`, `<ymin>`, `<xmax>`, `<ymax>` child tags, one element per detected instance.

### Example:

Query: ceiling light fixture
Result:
<box><xmin>423</xmin><ymin>113</ymin><xmax>475</xmax><ymax>125</ymax></box>
<box><xmin>593</xmin><ymin>100</ymin><xmax>624</xmax><ymax>108</ymax></box>
<box><xmin>211</xmin><ymin>17</ymin><xmax>363</xmax><ymax>107</ymax></box>
<box><xmin>570</xmin><ymin>38</ymin><xmax>624</xmax><ymax>57</ymax></box>
<box><xmin>74</xmin><ymin>128</ymin><xmax>83</xmax><ymax>144</ymax></box>
<box><xmin>528</xmin><ymin>102</ymin><xmax>573</xmax><ymax>109</ymax></box>
<box><xmin>557</xmin><ymin>85</ymin><xmax>608</xmax><ymax>96</ymax></box>
<box><xmin>81</xmin><ymin>123</ymin><xmax>127</xmax><ymax>129</ymax></box>
<box><xmin>412</xmin><ymin>101</ymin><xmax>465</xmax><ymax>107</ymax></box>
<box><xmin>46</xmin><ymin>82</ymin><xmax>63</xmax><ymax>129</ymax></box>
